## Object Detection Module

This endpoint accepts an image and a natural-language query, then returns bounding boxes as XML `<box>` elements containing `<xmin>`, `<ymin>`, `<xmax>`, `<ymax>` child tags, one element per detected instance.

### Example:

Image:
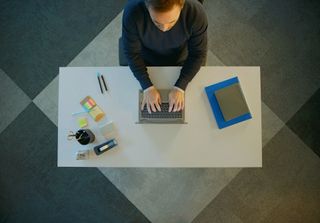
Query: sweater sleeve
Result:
<box><xmin>174</xmin><ymin>5</ymin><xmax>208</xmax><ymax>90</ymax></box>
<box><xmin>122</xmin><ymin>4</ymin><xmax>153</xmax><ymax>90</ymax></box>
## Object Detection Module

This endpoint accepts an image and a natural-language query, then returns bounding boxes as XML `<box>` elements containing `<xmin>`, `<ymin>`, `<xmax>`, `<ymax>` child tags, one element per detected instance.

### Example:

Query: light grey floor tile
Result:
<box><xmin>33</xmin><ymin>76</ymin><xmax>59</xmax><ymax>126</ymax></box>
<box><xmin>68</xmin><ymin>11</ymin><xmax>123</xmax><ymax>67</ymax></box>
<box><xmin>99</xmin><ymin>167</ymin><xmax>241</xmax><ymax>223</ymax></box>
<box><xmin>0</xmin><ymin>69</ymin><xmax>31</xmax><ymax>134</ymax></box>
<box><xmin>261</xmin><ymin>102</ymin><xmax>285</xmax><ymax>147</ymax></box>
<box><xmin>206</xmin><ymin>50</ymin><xmax>225</xmax><ymax>66</ymax></box>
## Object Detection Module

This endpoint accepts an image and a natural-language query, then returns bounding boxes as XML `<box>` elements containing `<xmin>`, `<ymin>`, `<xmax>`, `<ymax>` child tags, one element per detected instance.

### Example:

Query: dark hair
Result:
<box><xmin>145</xmin><ymin>0</ymin><xmax>185</xmax><ymax>12</ymax></box>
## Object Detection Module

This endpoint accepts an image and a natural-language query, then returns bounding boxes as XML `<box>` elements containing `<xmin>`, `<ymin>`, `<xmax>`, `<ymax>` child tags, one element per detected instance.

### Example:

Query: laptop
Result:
<box><xmin>137</xmin><ymin>89</ymin><xmax>186</xmax><ymax>124</ymax></box>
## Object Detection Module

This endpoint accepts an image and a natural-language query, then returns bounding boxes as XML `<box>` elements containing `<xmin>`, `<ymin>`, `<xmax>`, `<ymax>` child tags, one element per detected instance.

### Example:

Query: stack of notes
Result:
<box><xmin>80</xmin><ymin>96</ymin><xmax>105</xmax><ymax>122</ymax></box>
<box><xmin>205</xmin><ymin>76</ymin><xmax>252</xmax><ymax>129</ymax></box>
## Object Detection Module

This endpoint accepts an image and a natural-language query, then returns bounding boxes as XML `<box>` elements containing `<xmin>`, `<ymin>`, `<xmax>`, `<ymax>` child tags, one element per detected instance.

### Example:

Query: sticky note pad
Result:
<box><xmin>80</xmin><ymin>96</ymin><xmax>105</xmax><ymax>122</ymax></box>
<box><xmin>88</xmin><ymin>98</ymin><xmax>96</xmax><ymax>107</ymax></box>
<box><xmin>89</xmin><ymin>106</ymin><xmax>105</xmax><ymax>122</ymax></box>
<box><xmin>78</xmin><ymin>117</ymin><xmax>88</xmax><ymax>128</ymax></box>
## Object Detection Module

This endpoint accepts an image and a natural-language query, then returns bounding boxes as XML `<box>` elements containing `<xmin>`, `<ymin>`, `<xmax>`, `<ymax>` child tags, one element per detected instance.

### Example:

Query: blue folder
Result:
<box><xmin>205</xmin><ymin>76</ymin><xmax>252</xmax><ymax>129</ymax></box>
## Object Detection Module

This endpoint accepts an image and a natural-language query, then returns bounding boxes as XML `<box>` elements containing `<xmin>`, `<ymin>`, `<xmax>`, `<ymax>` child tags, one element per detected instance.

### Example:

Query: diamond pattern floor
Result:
<box><xmin>1</xmin><ymin>0</ymin><xmax>319</xmax><ymax>222</ymax></box>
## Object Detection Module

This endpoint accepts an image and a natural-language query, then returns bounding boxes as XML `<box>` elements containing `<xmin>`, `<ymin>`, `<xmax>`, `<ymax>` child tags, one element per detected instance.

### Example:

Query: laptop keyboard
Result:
<box><xmin>141</xmin><ymin>103</ymin><xmax>182</xmax><ymax>119</ymax></box>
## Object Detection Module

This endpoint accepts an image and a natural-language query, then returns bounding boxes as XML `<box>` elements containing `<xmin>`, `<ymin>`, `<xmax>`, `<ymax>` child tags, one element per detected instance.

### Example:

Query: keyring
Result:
<box><xmin>67</xmin><ymin>131</ymin><xmax>76</xmax><ymax>141</ymax></box>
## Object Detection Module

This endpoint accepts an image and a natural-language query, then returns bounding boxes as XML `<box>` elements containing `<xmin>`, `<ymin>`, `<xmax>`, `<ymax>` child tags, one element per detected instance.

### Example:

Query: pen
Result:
<box><xmin>97</xmin><ymin>72</ymin><xmax>103</xmax><ymax>94</ymax></box>
<box><xmin>72</xmin><ymin>111</ymin><xmax>88</xmax><ymax>116</ymax></box>
<box><xmin>101</xmin><ymin>74</ymin><xmax>108</xmax><ymax>91</ymax></box>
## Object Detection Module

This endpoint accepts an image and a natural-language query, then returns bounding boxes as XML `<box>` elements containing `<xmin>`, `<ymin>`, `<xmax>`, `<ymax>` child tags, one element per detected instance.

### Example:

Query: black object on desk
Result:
<box><xmin>97</xmin><ymin>73</ymin><xmax>103</xmax><ymax>94</ymax></box>
<box><xmin>101</xmin><ymin>74</ymin><xmax>108</xmax><ymax>91</ymax></box>
<box><xmin>75</xmin><ymin>129</ymin><xmax>95</xmax><ymax>145</ymax></box>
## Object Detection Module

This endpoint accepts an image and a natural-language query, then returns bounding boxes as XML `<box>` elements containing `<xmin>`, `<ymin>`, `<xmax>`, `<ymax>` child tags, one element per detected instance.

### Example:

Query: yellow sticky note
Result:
<box><xmin>78</xmin><ymin>117</ymin><xmax>88</xmax><ymax>128</ymax></box>
<box><xmin>88</xmin><ymin>106</ymin><xmax>105</xmax><ymax>122</ymax></box>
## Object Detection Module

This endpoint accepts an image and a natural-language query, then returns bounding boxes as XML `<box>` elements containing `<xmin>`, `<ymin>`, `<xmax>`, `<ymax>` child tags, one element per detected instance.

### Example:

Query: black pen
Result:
<box><xmin>101</xmin><ymin>74</ymin><xmax>108</xmax><ymax>91</ymax></box>
<box><xmin>97</xmin><ymin>72</ymin><xmax>103</xmax><ymax>94</ymax></box>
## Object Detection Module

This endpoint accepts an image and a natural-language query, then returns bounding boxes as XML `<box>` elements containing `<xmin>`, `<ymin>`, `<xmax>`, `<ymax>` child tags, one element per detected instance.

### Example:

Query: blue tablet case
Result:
<box><xmin>205</xmin><ymin>77</ymin><xmax>252</xmax><ymax>129</ymax></box>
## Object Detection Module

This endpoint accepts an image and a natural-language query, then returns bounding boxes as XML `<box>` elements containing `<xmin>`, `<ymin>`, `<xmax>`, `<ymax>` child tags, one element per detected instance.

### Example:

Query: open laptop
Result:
<box><xmin>137</xmin><ymin>89</ymin><xmax>186</xmax><ymax>124</ymax></box>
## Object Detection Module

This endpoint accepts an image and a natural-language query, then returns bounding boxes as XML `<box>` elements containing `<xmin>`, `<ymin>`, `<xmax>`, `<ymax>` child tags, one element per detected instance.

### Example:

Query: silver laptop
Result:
<box><xmin>137</xmin><ymin>89</ymin><xmax>186</xmax><ymax>124</ymax></box>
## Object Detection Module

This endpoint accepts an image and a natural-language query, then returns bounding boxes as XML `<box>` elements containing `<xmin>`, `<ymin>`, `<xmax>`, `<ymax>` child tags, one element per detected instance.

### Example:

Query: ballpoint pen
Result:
<box><xmin>97</xmin><ymin>72</ymin><xmax>103</xmax><ymax>94</ymax></box>
<box><xmin>101</xmin><ymin>74</ymin><xmax>108</xmax><ymax>91</ymax></box>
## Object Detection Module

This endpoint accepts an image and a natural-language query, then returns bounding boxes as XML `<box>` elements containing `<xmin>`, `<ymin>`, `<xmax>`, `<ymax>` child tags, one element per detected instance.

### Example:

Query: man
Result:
<box><xmin>122</xmin><ymin>0</ymin><xmax>207</xmax><ymax>114</ymax></box>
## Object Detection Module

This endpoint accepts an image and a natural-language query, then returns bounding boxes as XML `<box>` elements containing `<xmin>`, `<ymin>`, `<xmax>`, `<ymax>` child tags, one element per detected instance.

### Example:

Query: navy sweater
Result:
<box><xmin>122</xmin><ymin>0</ymin><xmax>208</xmax><ymax>90</ymax></box>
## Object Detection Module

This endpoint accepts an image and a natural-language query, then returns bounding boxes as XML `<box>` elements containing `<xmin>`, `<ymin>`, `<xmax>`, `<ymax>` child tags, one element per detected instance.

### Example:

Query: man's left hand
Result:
<box><xmin>168</xmin><ymin>88</ymin><xmax>185</xmax><ymax>112</ymax></box>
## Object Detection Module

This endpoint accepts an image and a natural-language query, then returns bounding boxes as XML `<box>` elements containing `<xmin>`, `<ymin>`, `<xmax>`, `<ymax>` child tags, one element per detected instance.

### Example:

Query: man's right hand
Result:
<box><xmin>141</xmin><ymin>86</ymin><xmax>162</xmax><ymax>114</ymax></box>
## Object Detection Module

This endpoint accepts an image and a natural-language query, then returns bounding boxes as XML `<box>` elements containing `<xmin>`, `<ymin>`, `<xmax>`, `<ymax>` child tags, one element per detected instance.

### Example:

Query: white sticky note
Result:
<box><xmin>99</xmin><ymin>121</ymin><xmax>115</xmax><ymax>139</ymax></box>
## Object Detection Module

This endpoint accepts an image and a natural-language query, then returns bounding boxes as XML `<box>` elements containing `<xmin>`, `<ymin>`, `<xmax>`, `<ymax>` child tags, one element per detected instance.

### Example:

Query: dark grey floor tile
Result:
<box><xmin>204</xmin><ymin>0</ymin><xmax>271</xmax><ymax>66</ymax></box>
<box><xmin>258</xmin><ymin>46</ymin><xmax>319</xmax><ymax>122</ymax></box>
<box><xmin>208</xmin><ymin>20</ymin><xmax>271</xmax><ymax>66</ymax></box>
<box><xmin>287</xmin><ymin>88</ymin><xmax>320</xmax><ymax>157</ymax></box>
<box><xmin>192</xmin><ymin>187</ymin><xmax>245</xmax><ymax>223</ymax></box>
<box><xmin>0</xmin><ymin>68</ymin><xmax>31</xmax><ymax>134</ymax></box>
<box><xmin>0</xmin><ymin>0</ymin><xmax>127</xmax><ymax>99</ymax></box>
<box><xmin>203</xmin><ymin>0</ymin><xmax>238</xmax><ymax>53</ymax></box>
<box><xmin>192</xmin><ymin>126</ymin><xmax>320</xmax><ymax>223</ymax></box>
<box><xmin>224</xmin><ymin>0</ymin><xmax>267</xmax><ymax>20</ymax></box>
<box><xmin>262</xmin><ymin>145</ymin><xmax>320</xmax><ymax>223</ymax></box>
<box><xmin>250</xmin><ymin>0</ymin><xmax>320</xmax><ymax>40</ymax></box>
<box><xmin>0</xmin><ymin>103</ymin><xmax>150</xmax><ymax>223</ymax></box>
<box><xmin>229</xmin><ymin>126</ymin><xmax>320</xmax><ymax>222</ymax></box>
<box><xmin>248</xmin><ymin>0</ymin><xmax>320</xmax><ymax>122</ymax></box>
<box><xmin>261</xmin><ymin>44</ymin><xmax>319</xmax><ymax>122</ymax></box>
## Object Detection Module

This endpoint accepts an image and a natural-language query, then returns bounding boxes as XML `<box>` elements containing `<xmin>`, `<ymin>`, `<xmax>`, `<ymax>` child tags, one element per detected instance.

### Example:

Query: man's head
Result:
<box><xmin>145</xmin><ymin>0</ymin><xmax>185</xmax><ymax>32</ymax></box>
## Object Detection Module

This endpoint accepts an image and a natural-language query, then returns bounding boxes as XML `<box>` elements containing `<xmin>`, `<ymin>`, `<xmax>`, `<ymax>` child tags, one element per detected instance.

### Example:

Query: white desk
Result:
<box><xmin>58</xmin><ymin>67</ymin><xmax>261</xmax><ymax>167</ymax></box>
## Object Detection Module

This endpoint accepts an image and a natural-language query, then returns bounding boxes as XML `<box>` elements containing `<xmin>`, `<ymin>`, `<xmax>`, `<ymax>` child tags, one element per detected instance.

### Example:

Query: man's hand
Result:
<box><xmin>141</xmin><ymin>86</ymin><xmax>162</xmax><ymax>114</ymax></box>
<box><xmin>169</xmin><ymin>88</ymin><xmax>185</xmax><ymax>112</ymax></box>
